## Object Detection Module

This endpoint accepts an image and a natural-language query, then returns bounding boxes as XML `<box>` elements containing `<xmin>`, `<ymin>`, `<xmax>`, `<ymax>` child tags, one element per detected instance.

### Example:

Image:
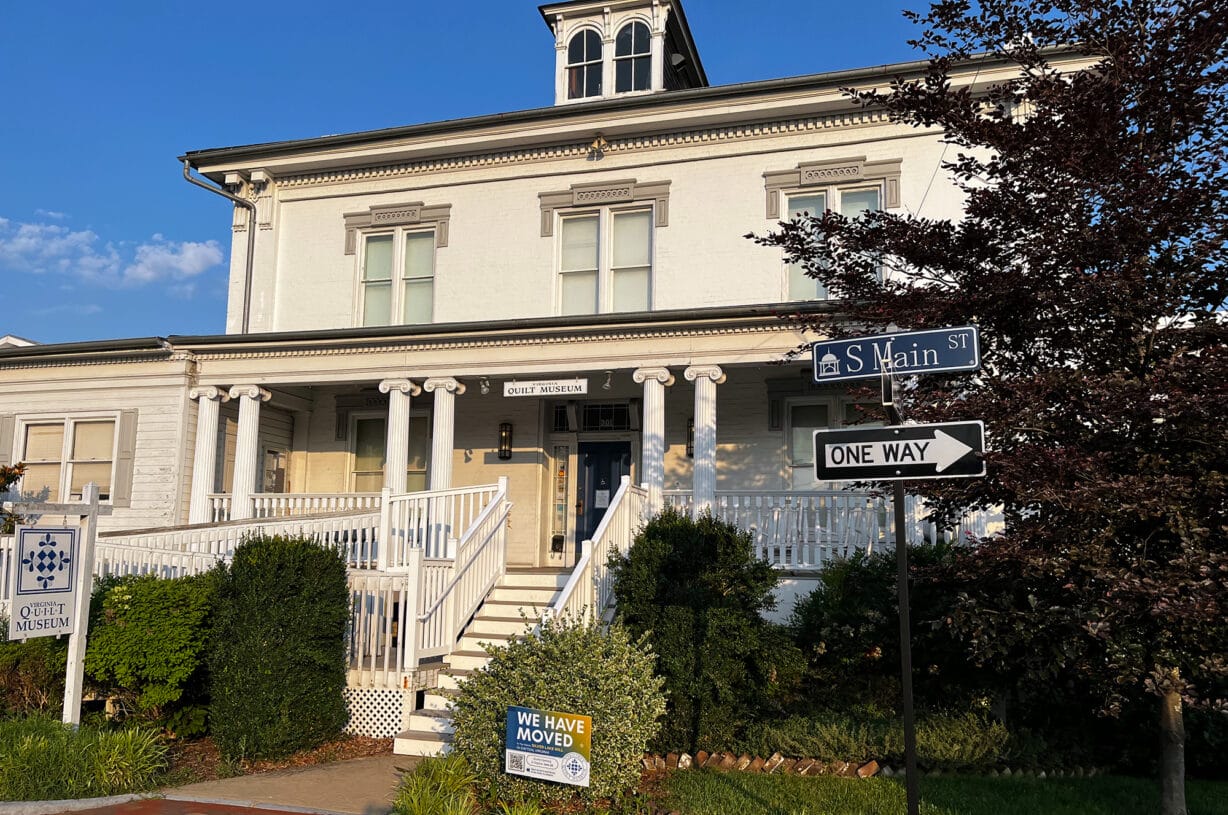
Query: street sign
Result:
<box><xmin>814</xmin><ymin>421</ymin><xmax>985</xmax><ymax>481</ymax></box>
<box><xmin>812</xmin><ymin>326</ymin><xmax>980</xmax><ymax>384</ymax></box>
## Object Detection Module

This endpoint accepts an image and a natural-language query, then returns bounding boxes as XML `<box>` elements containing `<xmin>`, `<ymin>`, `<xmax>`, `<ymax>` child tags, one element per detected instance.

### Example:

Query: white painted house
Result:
<box><xmin>1</xmin><ymin>0</ymin><xmax>1037</xmax><ymax>750</ymax></box>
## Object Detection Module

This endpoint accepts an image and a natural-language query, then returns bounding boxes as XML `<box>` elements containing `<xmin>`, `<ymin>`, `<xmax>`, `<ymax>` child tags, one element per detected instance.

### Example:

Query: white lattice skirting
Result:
<box><xmin>344</xmin><ymin>687</ymin><xmax>414</xmax><ymax>738</ymax></box>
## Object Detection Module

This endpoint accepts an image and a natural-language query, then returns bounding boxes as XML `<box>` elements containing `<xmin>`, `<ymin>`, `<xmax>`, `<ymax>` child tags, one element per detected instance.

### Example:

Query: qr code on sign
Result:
<box><xmin>509</xmin><ymin>753</ymin><xmax>525</xmax><ymax>772</ymax></box>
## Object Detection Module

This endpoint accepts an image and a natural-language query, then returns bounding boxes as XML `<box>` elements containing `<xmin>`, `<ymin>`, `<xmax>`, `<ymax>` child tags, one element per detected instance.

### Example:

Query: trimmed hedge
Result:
<box><xmin>208</xmin><ymin>534</ymin><xmax>350</xmax><ymax>760</ymax></box>
<box><xmin>85</xmin><ymin>571</ymin><xmax>219</xmax><ymax>732</ymax></box>
<box><xmin>609</xmin><ymin>508</ymin><xmax>805</xmax><ymax>753</ymax></box>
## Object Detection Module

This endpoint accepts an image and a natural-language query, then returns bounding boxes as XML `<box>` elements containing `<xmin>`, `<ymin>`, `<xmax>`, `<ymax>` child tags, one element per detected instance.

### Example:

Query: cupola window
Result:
<box><xmin>614</xmin><ymin>21</ymin><xmax>651</xmax><ymax>92</ymax></box>
<box><xmin>567</xmin><ymin>30</ymin><xmax>603</xmax><ymax>99</ymax></box>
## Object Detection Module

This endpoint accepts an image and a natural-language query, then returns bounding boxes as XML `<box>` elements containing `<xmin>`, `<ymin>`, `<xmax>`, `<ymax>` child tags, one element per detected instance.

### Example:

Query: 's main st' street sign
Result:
<box><xmin>814</xmin><ymin>421</ymin><xmax>985</xmax><ymax>481</ymax></box>
<box><xmin>812</xmin><ymin>326</ymin><xmax>980</xmax><ymax>384</ymax></box>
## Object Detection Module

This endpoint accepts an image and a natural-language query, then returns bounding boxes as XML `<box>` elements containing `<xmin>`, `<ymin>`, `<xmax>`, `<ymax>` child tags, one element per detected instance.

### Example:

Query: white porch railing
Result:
<box><xmin>103</xmin><ymin>512</ymin><xmax>383</xmax><ymax>569</ymax></box>
<box><xmin>207</xmin><ymin>492</ymin><xmax>382</xmax><ymax>523</ymax></box>
<box><xmin>664</xmin><ymin>489</ymin><xmax>989</xmax><ymax>569</ymax></box>
<box><xmin>416</xmin><ymin>483</ymin><xmax>512</xmax><ymax>661</ymax></box>
<box><xmin>546</xmin><ymin>476</ymin><xmax>647</xmax><ymax>623</ymax></box>
<box><xmin>380</xmin><ymin>483</ymin><xmax>503</xmax><ymax>566</ymax></box>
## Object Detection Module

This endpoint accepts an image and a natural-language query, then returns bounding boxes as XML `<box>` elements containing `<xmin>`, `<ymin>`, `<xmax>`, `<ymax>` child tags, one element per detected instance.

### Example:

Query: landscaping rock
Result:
<box><xmin>642</xmin><ymin>754</ymin><xmax>655</xmax><ymax>771</ymax></box>
<box><xmin>795</xmin><ymin>759</ymin><xmax>817</xmax><ymax>776</ymax></box>
<box><xmin>1001</xmin><ymin>768</ymin><xmax>1012</xmax><ymax>777</ymax></box>
<box><xmin>666</xmin><ymin>753</ymin><xmax>679</xmax><ymax>770</ymax></box>
<box><xmin>834</xmin><ymin>761</ymin><xmax>857</xmax><ymax>777</ymax></box>
<box><xmin>763</xmin><ymin>752</ymin><xmax>784</xmax><ymax>774</ymax></box>
<box><xmin>703</xmin><ymin>752</ymin><xmax>723</xmax><ymax>769</ymax></box>
<box><xmin>857</xmin><ymin>760</ymin><xmax>880</xmax><ymax>778</ymax></box>
<box><xmin>654</xmin><ymin>755</ymin><xmax>666</xmax><ymax>770</ymax></box>
<box><xmin>989</xmin><ymin>769</ymin><xmax>999</xmax><ymax>777</ymax></box>
<box><xmin>781</xmin><ymin>758</ymin><xmax>798</xmax><ymax>774</ymax></box>
<box><xmin>695</xmin><ymin>750</ymin><xmax>709</xmax><ymax>767</ymax></box>
<box><xmin>1037</xmin><ymin>770</ymin><xmax>1047</xmax><ymax>779</ymax></box>
<box><xmin>678</xmin><ymin>753</ymin><xmax>693</xmax><ymax>770</ymax></box>
<box><xmin>718</xmin><ymin>754</ymin><xmax>737</xmax><ymax>771</ymax></box>
<box><xmin>748</xmin><ymin>756</ymin><xmax>765</xmax><ymax>773</ymax></box>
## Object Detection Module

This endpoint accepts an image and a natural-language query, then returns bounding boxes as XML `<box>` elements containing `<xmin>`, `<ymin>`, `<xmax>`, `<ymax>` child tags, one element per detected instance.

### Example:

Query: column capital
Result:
<box><xmin>379</xmin><ymin>378</ymin><xmax>422</xmax><ymax>397</ymax></box>
<box><xmin>424</xmin><ymin>377</ymin><xmax>466</xmax><ymax>396</ymax></box>
<box><xmin>684</xmin><ymin>365</ymin><xmax>726</xmax><ymax>385</ymax></box>
<box><xmin>189</xmin><ymin>386</ymin><xmax>230</xmax><ymax>402</ymax></box>
<box><xmin>229</xmin><ymin>384</ymin><xmax>272</xmax><ymax>402</ymax></box>
<box><xmin>633</xmin><ymin>367</ymin><xmax>675</xmax><ymax>387</ymax></box>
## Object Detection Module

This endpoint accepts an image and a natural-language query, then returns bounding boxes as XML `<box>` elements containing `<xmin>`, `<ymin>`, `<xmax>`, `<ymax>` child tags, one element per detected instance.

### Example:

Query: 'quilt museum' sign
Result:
<box><xmin>505</xmin><ymin>706</ymin><xmax>592</xmax><ymax>787</ymax></box>
<box><xmin>7</xmin><ymin>527</ymin><xmax>79</xmax><ymax>640</ymax></box>
<box><xmin>503</xmin><ymin>379</ymin><xmax>589</xmax><ymax>398</ymax></box>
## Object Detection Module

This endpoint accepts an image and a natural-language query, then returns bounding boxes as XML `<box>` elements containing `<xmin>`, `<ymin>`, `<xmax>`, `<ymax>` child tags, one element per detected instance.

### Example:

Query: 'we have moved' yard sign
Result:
<box><xmin>505</xmin><ymin>706</ymin><xmax>592</xmax><ymax>787</ymax></box>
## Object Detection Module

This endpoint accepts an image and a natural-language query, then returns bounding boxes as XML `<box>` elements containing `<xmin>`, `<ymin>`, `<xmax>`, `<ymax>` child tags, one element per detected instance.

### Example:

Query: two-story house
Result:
<box><xmin>1</xmin><ymin>0</ymin><xmax>1042</xmax><ymax>750</ymax></box>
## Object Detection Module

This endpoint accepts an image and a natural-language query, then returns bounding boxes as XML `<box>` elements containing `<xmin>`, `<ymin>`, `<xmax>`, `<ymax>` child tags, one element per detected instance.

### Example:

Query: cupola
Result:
<box><xmin>539</xmin><ymin>0</ymin><xmax>708</xmax><ymax>105</ymax></box>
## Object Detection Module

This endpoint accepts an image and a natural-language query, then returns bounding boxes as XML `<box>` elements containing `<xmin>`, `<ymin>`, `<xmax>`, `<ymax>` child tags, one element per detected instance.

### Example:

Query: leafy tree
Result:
<box><xmin>1</xmin><ymin>462</ymin><xmax>23</xmax><ymax>533</ymax></box>
<box><xmin>754</xmin><ymin>1</ymin><xmax>1227</xmax><ymax>811</ymax></box>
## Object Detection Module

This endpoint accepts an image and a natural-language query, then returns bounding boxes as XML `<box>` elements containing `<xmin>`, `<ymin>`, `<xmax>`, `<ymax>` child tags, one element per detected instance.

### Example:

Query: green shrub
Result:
<box><xmin>85</xmin><ymin>571</ymin><xmax>220</xmax><ymax>731</ymax></box>
<box><xmin>735</xmin><ymin>710</ymin><xmax>1016</xmax><ymax>771</ymax></box>
<box><xmin>450</xmin><ymin>615</ymin><xmax>665</xmax><ymax>807</ymax></box>
<box><xmin>609</xmin><ymin>508</ymin><xmax>805</xmax><ymax>753</ymax></box>
<box><xmin>0</xmin><ymin>715</ymin><xmax>166</xmax><ymax>800</ymax></box>
<box><xmin>0</xmin><ymin>618</ymin><xmax>68</xmax><ymax>716</ymax></box>
<box><xmin>393</xmin><ymin>754</ymin><xmax>479</xmax><ymax>815</ymax></box>
<box><xmin>788</xmin><ymin>544</ymin><xmax>997</xmax><ymax>711</ymax></box>
<box><xmin>208</xmin><ymin>534</ymin><xmax>349</xmax><ymax>760</ymax></box>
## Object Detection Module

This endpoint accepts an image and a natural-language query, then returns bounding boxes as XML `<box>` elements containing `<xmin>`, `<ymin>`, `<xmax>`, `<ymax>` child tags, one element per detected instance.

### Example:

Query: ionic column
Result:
<box><xmin>228</xmin><ymin>384</ymin><xmax>271</xmax><ymax>521</ymax></box>
<box><xmin>684</xmin><ymin>365</ymin><xmax>725</xmax><ymax>517</ymax></box>
<box><xmin>188</xmin><ymin>386</ymin><xmax>230</xmax><ymax>524</ymax></box>
<box><xmin>423</xmin><ymin>377</ymin><xmax>466</xmax><ymax>491</ymax></box>
<box><xmin>380</xmin><ymin>378</ymin><xmax>421</xmax><ymax>494</ymax></box>
<box><xmin>633</xmin><ymin>367</ymin><xmax>674</xmax><ymax>514</ymax></box>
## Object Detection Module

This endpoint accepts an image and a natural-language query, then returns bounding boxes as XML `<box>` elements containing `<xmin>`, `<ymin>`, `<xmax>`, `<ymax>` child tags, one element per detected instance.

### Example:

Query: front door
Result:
<box><xmin>576</xmin><ymin>441</ymin><xmax>632</xmax><ymax>545</ymax></box>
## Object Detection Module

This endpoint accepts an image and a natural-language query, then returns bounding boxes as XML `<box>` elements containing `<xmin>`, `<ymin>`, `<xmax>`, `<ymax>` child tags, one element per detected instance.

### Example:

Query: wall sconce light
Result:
<box><xmin>498</xmin><ymin>422</ymin><xmax>513</xmax><ymax>460</ymax></box>
<box><xmin>588</xmin><ymin>133</ymin><xmax>609</xmax><ymax>160</ymax></box>
<box><xmin>479</xmin><ymin>376</ymin><xmax>491</xmax><ymax>395</ymax></box>
<box><xmin>602</xmin><ymin>370</ymin><xmax>613</xmax><ymax>390</ymax></box>
<box><xmin>686</xmin><ymin>418</ymin><xmax>695</xmax><ymax>458</ymax></box>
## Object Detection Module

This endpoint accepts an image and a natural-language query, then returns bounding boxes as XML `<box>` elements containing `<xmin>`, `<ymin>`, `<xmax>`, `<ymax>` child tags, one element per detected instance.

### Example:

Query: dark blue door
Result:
<box><xmin>576</xmin><ymin>441</ymin><xmax>632</xmax><ymax>546</ymax></box>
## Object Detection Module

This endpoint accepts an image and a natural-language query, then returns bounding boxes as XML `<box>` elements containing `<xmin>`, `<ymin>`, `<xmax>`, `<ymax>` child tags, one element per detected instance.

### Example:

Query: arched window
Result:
<box><xmin>614</xmin><ymin>21</ymin><xmax>650</xmax><ymax>92</ymax></box>
<box><xmin>567</xmin><ymin>30</ymin><xmax>603</xmax><ymax>99</ymax></box>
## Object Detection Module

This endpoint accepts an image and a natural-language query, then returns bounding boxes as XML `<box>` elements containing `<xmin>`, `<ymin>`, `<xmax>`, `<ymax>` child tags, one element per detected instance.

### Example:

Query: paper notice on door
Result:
<box><xmin>594</xmin><ymin>490</ymin><xmax>610</xmax><ymax>509</ymax></box>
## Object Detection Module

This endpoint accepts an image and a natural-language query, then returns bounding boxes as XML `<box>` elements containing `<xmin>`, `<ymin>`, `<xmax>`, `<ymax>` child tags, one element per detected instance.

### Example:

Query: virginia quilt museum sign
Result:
<box><xmin>7</xmin><ymin>527</ymin><xmax>79</xmax><ymax>640</ymax></box>
<box><xmin>504</xmin><ymin>379</ymin><xmax>588</xmax><ymax>398</ymax></box>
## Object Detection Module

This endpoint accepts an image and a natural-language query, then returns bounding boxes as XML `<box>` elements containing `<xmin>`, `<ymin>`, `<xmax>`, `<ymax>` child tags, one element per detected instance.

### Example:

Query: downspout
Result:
<box><xmin>182</xmin><ymin>160</ymin><xmax>257</xmax><ymax>334</ymax></box>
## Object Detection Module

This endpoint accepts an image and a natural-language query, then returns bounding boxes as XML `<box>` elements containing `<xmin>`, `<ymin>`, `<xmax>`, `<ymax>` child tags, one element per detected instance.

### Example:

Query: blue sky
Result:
<box><xmin>1</xmin><ymin>1</ymin><xmax>921</xmax><ymax>345</ymax></box>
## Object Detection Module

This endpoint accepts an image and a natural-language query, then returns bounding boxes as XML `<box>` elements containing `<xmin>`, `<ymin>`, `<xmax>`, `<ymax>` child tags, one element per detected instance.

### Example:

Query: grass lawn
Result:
<box><xmin>660</xmin><ymin>771</ymin><xmax>1228</xmax><ymax>815</ymax></box>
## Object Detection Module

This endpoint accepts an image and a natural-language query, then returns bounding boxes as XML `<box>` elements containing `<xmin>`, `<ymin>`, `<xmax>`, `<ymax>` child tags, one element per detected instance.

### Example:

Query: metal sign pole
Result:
<box><xmin>883</xmin><ymin>366</ymin><xmax>920</xmax><ymax>815</ymax></box>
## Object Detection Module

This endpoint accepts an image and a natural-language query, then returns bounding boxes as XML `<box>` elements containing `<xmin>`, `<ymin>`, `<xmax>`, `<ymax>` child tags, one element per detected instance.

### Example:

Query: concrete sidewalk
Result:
<box><xmin>162</xmin><ymin>753</ymin><xmax>416</xmax><ymax>815</ymax></box>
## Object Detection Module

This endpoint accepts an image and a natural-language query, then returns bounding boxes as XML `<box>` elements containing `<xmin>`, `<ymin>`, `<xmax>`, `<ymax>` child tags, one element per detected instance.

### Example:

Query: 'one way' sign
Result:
<box><xmin>814</xmin><ymin>421</ymin><xmax>985</xmax><ymax>481</ymax></box>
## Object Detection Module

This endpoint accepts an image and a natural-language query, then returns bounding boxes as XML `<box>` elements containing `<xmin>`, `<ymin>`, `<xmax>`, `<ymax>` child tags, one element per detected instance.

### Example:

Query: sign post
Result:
<box><xmin>812</xmin><ymin>327</ymin><xmax>984</xmax><ymax>815</ymax></box>
<box><xmin>6</xmin><ymin>482</ymin><xmax>109</xmax><ymax>727</ymax></box>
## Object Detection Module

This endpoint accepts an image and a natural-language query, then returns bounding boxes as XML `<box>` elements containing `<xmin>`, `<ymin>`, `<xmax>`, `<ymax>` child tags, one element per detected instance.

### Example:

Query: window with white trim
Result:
<box><xmin>558</xmin><ymin>207</ymin><xmax>652</xmax><ymax>315</ymax></box>
<box><xmin>787</xmin><ymin>397</ymin><xmax>882</xmax><ymax>489</ymax></box>
<box><xmin>567</xmin><ymin>29</ymin><xmax>603</xmax><ymax>99</ymax></box>
<box><xmin>358</xmin><ymin>228</ymin><xmax>436</xmax><ymax>326</ymax></box>
<box><xmin>785</xmin><ymin>184</ymin><xmax>882</xmax><ymax>300</ymax></box>
<box><xmin>18</xmin><ymin>417</ymin><xmax>117</xmax><ymax>501</ymax></box>
<box><xmin>614</xmin><ymin>21</ymin><xmax>651</xmax><ymax>92</ymax></box>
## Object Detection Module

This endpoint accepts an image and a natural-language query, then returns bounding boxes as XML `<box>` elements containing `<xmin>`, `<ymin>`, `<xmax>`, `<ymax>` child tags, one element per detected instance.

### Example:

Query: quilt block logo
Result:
<box><xmin>17</xmin><ymin>530</ymin><xmax>76</xmax><ymax>595</ymax></box>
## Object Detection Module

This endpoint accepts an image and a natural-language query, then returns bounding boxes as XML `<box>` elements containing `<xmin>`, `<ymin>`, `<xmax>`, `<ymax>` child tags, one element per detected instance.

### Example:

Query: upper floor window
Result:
<box><xmin>786</xmin><ymin>186</ymin><xmax>881</xmax><ymax>300</ymax></box>
<box><xmin>559</xmin><ymin>207</ymin><xmax>652</xmax><ymax>315</ymax></box>
<box><xmin>614</xmin><ymin>22</ymin><xmax>651</xmax><ymax>93</ymax></box>
<box><xmin>567</xmin><ymin>29</ymin><xmax>603</xmax><ymax>99</ymax></box>
<box><xmin>343</xmin><ymin>201</ymin><xmax>451</xmax><ymax>327</ymax></box>
<box><xmin>360</xmin><ymin>229</ymin><xmax>435</xmax><ymax>326</ymax></box>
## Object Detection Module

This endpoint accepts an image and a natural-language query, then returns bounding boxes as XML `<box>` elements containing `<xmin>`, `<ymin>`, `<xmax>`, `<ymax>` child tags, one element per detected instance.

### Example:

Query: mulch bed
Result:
<box><xmin>164</xmin><ymin>735</ymin><xmax>393</xmax><ymax>785</ymax></box>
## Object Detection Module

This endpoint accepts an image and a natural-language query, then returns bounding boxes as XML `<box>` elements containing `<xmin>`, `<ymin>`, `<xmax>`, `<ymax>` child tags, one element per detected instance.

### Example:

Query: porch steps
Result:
<box><xmin>394</xmin><ymin>567</ymin><xmax>569</xmax><ymax>757</ymax></box>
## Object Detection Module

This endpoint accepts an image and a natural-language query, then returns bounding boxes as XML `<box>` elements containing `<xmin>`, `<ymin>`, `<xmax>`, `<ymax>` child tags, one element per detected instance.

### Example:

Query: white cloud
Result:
<box><xmin>30</xmin><ymin>303</ymin><xmax>104</xmax><ymax>317</ymax></box>
<box><xmin>34</xmin><ymin>209</ymin><xmax>67</xmax><ymax>220</ymax></box>
<box><xmin>0</xmin><ymin>218</ymin><xmax>225</xmax><ymax>293</ymax></box>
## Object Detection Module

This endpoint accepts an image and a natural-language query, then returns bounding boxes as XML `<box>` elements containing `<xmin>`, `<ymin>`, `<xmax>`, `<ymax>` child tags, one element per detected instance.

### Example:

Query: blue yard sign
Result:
<box><xmin>812</xmin><ymin>326</ymin><xmax>980</xmax><ymax>384</ymax></box>
<box><xmin>505</xmin><ymin>706</ymin><xmax>592</xmax><ymax>787</ymax></box>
